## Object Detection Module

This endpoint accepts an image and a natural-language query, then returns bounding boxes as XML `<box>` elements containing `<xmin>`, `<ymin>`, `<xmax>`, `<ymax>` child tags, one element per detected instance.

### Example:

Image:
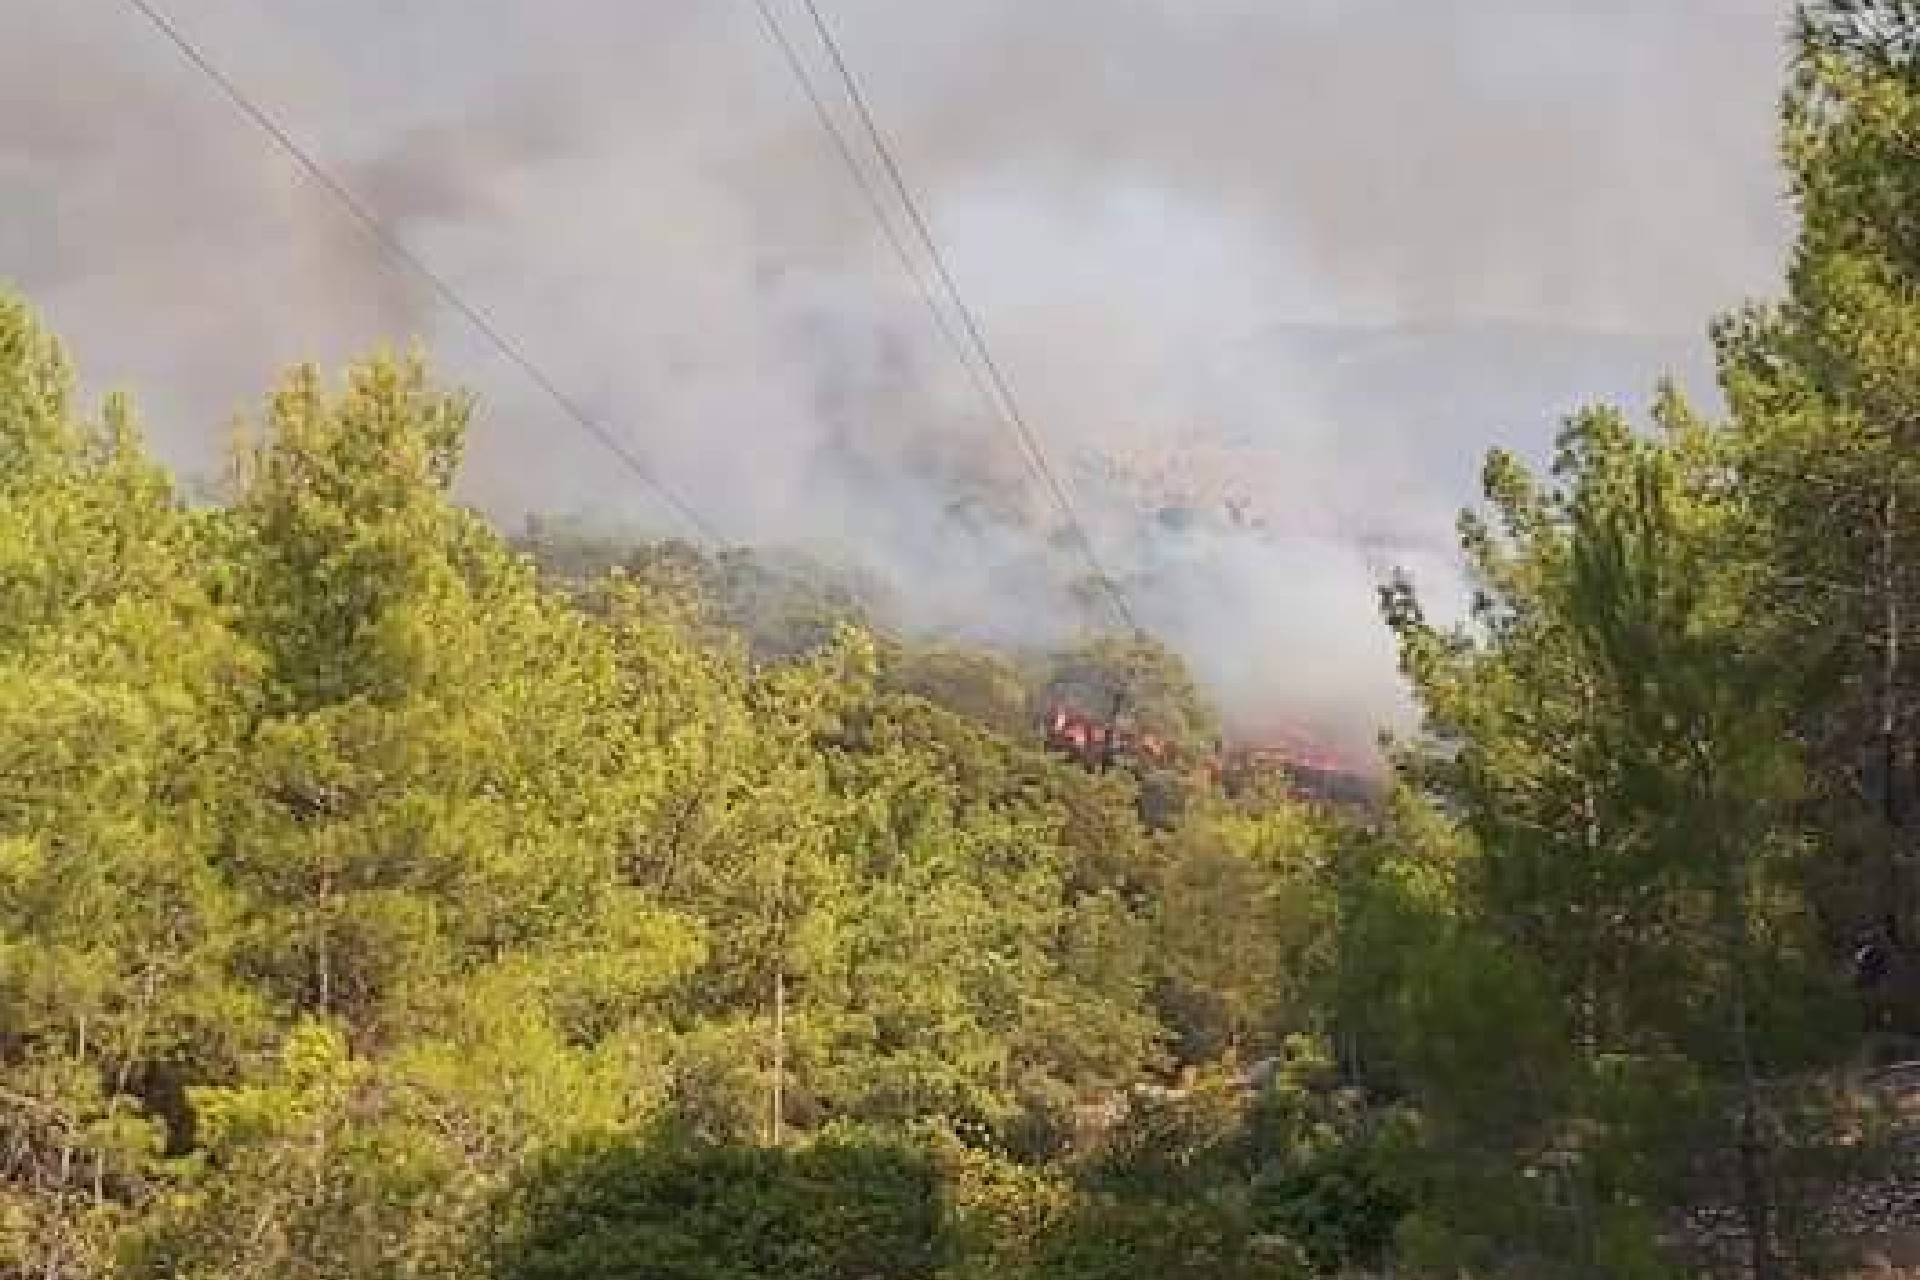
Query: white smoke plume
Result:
<box><xmin>2</xmin><ymin>0</ymin><xmax>1798</xmax><ymax>761</ymax></box>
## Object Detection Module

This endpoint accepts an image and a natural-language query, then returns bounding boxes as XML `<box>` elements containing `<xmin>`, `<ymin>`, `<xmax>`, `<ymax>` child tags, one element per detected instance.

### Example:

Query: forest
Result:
<box><xmin>10</xmin><ymin>4</ymin><xmax>1920</xmax><ymax>1278</ymax></box>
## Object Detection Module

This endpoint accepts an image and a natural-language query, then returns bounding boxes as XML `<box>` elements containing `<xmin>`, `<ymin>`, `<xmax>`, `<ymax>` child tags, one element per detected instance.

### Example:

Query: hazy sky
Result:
<box><xmin>0</xmin><ymin>0</ymin><xmax>1801</xmax><ymax>752</ymax></box>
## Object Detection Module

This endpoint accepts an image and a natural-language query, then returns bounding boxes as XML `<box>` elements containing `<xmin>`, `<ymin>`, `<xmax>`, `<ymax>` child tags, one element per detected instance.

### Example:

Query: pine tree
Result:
<box><xmin>0</xmin><ymin>292</ymin><xmax>257</xmax><ymax>1276</ymax></box>
<box><xmin>1716</xmin><ymin>0</ymin><xmax>1920</xmax><ymax>967</ymax></box>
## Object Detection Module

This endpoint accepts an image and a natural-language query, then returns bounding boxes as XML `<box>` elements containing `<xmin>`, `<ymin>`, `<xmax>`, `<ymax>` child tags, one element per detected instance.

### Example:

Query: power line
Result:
<box><xmin>748</xmin><ymin>0</ymin><xmax>1131</xmax><ymax>627</ymax></box>
<box><xmin>791</xmin><ymin>0</ymin><xmax>1142</xmax><ymax>636</ymax></box>
<box><xmin>122</xmin><ymin>0</ymin><xmax>725</xmax><ymax>545</ymax></box>
<box><xmin>801</xmin><ymin>0</ymin><xmax>1138</xmax><ymax>630</ymax></box>
<box><xmin>745</xmin><ymin>0</ymin><xmax>997</xmax><ymax>421</ymax></box>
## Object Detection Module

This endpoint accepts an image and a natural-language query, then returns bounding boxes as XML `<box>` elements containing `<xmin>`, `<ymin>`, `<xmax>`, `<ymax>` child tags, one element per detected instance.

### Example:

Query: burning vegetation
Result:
<box><xmin>1041</xmin><ymin>698</ymin><xmax>1375</xmax><ymax>807</ymax></box>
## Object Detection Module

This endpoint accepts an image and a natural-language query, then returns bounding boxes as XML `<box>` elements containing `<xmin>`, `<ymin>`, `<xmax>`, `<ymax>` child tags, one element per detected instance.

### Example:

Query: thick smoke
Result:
<box><xmin>3</xmin><ymin>0</ymin><xmax>1797</xmax><ymax>762</ymax></box>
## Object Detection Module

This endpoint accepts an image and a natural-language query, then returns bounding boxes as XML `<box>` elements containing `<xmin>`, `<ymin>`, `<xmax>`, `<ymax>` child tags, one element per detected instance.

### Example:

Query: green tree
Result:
<box><xmin>1713</xmin><ymin>0</ymin><xmax>1920</xmax><ymax>957</ymax></box>
<box><xmin>1383</xmin><ymin>400</ymin><xmax>1854</xmax><ymax>1276</ymax></box>
<box><xmin>882</xmin><ymin>643</ymin><xmax>1033</xmax><ymax>740</ymax></box>
<box><xmin>798</xmin><ymin>675</ymin><xmax>1163</xmax><ymax>1148</ymax></box>
<box><xmin>143</xmin><ymin>354</ymin><xmax>712</xmax><ymax>1275</ymax></box>
<box><xmin>491</xmin><ymin>1127</ymin><xmax>947</xmax><ymax>1280</ymax></box>
<box><xmin>1041</xmin><ymin>632</ymin><xmax>1218</xmax><ymax>759</ymax></box>
<box><xmin>0</xmin><ymin>293</ymin><xmax>258</xmax><ymax>1277</ymax></box>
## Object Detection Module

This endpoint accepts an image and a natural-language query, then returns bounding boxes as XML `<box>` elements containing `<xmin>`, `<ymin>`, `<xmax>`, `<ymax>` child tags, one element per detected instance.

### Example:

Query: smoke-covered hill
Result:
<box><xmin>1052</xmin><ymin>319</ymin><xmax>1723</xmax><ymax>760</ymax></box>
<box><xmin>2</xmin><ymin>0</ymin><xmax>1768</xmax><ymax>764</ymax></box>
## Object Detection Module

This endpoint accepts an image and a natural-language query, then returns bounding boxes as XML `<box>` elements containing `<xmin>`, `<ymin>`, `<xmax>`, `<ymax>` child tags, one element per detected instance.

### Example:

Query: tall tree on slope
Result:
<box><xmin>1718</xmin><ymin>0</ymin><xmax>1920</xmax><ymax>969</ymax></box>
<box><xmin>1383</xmin><ymin>400</ymin><xmax>1841</xmax><ymax>1276</ymax></box>
<box><xmin>0</xmin><ymin>292</ymin><xmax>260</xmax><ymax>1278</ymax></box>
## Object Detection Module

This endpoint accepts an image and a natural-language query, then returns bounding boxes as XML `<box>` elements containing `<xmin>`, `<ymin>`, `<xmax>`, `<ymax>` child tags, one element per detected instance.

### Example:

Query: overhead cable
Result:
<box><xmin>123</xmin><ymin>0</ymin><xmax>726</xmax><ymax>543</ymax></box>
<box><xmin>756</xmin><ymin>0</ymin><xmax>1143</xmax><ymax>635</ymax></box>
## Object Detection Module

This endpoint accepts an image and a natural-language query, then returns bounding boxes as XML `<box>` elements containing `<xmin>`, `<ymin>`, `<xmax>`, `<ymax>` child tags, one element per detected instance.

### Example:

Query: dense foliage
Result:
<box><xmin>10</xmin><ymin>4</ymin><xmax>1920</xmax><ymax>1277</ymax></box>
<box><xmin>0</xmin><ymin>296</ymin><xmax>1370</xmax><ymax>1278</ymax></box>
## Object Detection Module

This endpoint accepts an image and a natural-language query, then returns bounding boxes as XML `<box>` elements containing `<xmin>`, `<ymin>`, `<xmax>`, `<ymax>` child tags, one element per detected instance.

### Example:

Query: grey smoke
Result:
<box><xmin>2</xmin><ymin>0</ymin><xmax>1798</xmax><ymax>760</ymax></box>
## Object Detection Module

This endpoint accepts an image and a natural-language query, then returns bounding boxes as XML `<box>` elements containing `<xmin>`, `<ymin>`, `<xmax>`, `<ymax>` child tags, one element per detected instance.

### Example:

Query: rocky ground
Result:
<box><xmin>1667</xmin><ymin>1062</ymin><xmax>1920</xmax><ymax>1278</ymax></box>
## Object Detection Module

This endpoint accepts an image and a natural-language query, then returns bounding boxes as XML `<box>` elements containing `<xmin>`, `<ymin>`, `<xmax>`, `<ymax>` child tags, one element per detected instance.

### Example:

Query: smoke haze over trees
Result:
<box><xmin>2</xmin><ymin>0</ymin><xmax>1798</xmax><ymax>755</ymax></box>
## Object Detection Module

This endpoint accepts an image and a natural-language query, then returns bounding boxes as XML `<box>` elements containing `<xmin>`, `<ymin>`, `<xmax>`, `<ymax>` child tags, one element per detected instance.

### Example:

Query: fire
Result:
<box><xmin>1041</xmin><ymin>701</ymin><xmax>1369</xmax><ymax>803</ymax></box>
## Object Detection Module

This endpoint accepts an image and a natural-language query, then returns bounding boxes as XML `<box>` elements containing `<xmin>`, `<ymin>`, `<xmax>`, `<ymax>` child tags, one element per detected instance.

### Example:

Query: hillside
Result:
<box><xmin>16</xmin><ymin>4</ymin><xmax>1920</xmax><ymax>1278</ymax></box>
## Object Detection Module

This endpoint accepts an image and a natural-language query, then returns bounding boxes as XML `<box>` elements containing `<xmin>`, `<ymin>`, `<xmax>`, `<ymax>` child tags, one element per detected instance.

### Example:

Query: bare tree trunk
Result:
<box><xmin>1578</xmin><ymin>780</ymin><xmax>1604</xmax><ymax>1056</ymax></box>
<box><xmin>1728</xmin><ymin>852</ymin><xmax>1783</xmax><ymax>1280</ymax></box>
<box><xmin>769</xmin><ymin>836</ymin><xmax>789</xmax><ymax>1149</ymax></box>
<box><xmin>316</xmin><ymin>870</ymin><xmax>335</xmax><ymax>1016</ymax></box>
<box><xmin>770</xmin><ymin>961</ymin><xmax>786</xmax><ymax>1148</ymax></box>
<box><xmin>1881</xmin><ymin>482</ymin><xmax>1906</xmax><ymax>947</ymax></box>
<box><xmin>1691</xmin><ymin>722</ymin><xmax>1783</xmax><ymax>1280</ymax></box>
<box><xmin>1733</xmin><ymin>1016</ymin><xmax>1781</xmax><ymax>1280</ymax></box>
<box><xmin>1572</xmin><ymin>677</ymin><xmax>1605</xmax><ymax>1056</ymax></box>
